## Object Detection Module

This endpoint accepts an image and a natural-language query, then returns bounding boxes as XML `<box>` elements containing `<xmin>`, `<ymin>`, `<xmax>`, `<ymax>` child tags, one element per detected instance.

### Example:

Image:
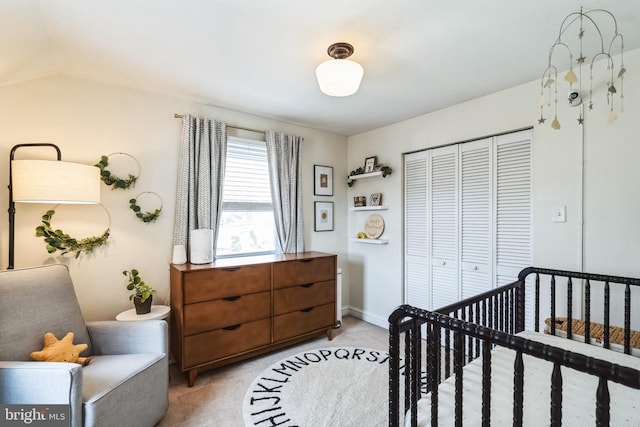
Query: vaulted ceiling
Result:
<box><xmin>2</xmin><ymin>0</ymin><xmax>638</xmax><ymax>136</ymax></box>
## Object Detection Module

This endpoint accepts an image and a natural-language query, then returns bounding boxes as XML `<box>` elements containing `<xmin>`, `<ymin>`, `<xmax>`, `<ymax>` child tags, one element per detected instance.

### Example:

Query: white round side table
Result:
<box><xmin>116</xmin><ymin>305</ymin><xmax>171</xmax><ymax>321</ymax></box>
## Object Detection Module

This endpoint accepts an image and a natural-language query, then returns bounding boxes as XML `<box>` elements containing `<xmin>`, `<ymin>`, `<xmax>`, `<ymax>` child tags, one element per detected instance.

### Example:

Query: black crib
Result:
<box><xmin>388</xmin><ymin>266</ymin><xmax>640</xmax><ymax>427</ymax></box>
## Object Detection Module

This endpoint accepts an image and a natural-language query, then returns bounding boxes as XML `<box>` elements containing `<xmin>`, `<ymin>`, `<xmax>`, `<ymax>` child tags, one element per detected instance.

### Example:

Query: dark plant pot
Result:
<box><xmin>133</xmin><ymin>295</ymin><xmax>153</xmax><ymax>314</ymax></box>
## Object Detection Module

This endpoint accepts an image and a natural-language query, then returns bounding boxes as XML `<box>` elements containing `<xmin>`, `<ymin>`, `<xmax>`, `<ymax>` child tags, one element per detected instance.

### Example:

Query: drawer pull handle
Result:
<box><xmin>301</xmin><ymin>283</ymin><xmax>314</xmax><ymax>288</ymax></box>
<box><xmin>223</xmin><ymin>295</ymin><xmax>241</xmax><ymax>302</ymax></box>
<box><xmin>300</xmin><ymin>259</ymin><xmax>314</xmax><ymax>263</ymax></box>
<box><xmin>301</xmin><ymin>307</ymin><xmax>314</xmax><ymax>313</ymax></box>
<box><xmin>222</xmin><ymin>267</ymin><xmax>240</xmax><ymax>272</ymax></box>
<box><xmin>223</xmin><ymin>324</ymin><xmax>241</xmax><ymax>331</ymax></box>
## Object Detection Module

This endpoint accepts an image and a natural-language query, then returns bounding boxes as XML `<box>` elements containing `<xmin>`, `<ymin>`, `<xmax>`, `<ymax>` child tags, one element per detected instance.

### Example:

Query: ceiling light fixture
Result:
<box><xmin>316</xmin><ymin>42</ymin><xmax>364</xmax><ymax>97</ymax></box>
<box><xmin>539</xmin><ymin>7</ymin><xmax>626</xmax><ymax>129</ymax></box>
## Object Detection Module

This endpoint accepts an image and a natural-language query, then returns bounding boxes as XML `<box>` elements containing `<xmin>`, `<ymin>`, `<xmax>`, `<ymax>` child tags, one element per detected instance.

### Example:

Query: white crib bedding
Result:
<box><xmin>408</xmin><ymin>331</ymin><xmax>640</xmax><ymax>426</ymax></box>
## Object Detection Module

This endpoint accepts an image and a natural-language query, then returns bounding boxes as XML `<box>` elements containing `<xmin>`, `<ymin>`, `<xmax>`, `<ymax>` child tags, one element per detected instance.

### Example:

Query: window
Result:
<box><xmin>216</xmin><ymin>136</ymin><xmax>276</xmax><ymax>257</ymax></box>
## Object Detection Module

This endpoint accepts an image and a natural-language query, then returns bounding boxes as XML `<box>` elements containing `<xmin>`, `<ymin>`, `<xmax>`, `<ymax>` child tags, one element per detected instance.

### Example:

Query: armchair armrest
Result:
<box><xmin>86</xmin><ymin>320</ymin><xmax>168</xmax><ymax>355</ymax></box>
<box><xmin>0</xmin><ymin>361</ymin><xmax>82</xmax><ymax>427</ymax></box>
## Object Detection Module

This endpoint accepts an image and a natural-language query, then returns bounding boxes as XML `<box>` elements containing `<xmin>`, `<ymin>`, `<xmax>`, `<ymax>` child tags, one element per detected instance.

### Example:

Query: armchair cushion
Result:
<box><xmin>0</xmin><ymin>265</ymin><xmax>92</xmax><ymax>360</ymax></box>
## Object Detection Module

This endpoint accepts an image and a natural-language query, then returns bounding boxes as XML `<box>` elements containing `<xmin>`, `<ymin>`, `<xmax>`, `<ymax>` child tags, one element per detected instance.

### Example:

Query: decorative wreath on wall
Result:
<box><xmin>95</xmin><ymin>153</ymin><xmax>140</xmax><ymax>190</ymax></box>
<box><xmin>35</xmin><ymin>205</ymin><xmax>111</xmax><ymax>258</ymax></box>
<box><xmin>129</xmin><ymin>191</ymin><xmax>163</xmax><ymax>223</ymax></box>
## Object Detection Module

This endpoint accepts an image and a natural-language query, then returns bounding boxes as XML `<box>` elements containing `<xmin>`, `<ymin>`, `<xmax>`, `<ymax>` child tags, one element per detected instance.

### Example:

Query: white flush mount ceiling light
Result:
<box><xmin>316</xmin><ymin>42</ymin><xmax>364</xmax><ymax>97</ymax></box>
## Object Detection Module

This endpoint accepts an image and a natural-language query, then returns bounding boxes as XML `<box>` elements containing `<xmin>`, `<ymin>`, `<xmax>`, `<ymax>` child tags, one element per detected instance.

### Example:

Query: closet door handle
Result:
<box><xmin>223</xmin><ymin>324</ymin><xmax>241</xmax><ymax>331</ymax></box>
<box><xmin>301</xmin><ymin>283</ymin><xmax>314</xmax><ymax>288</ymax></box>
<box><xmin>301</xmin><ymin>307</ymin><xmax>314</xmax><ymax>313</ymax></box>
<box><xmin>223</xmin><ymin>295</ymin><xmax>241</xmax><ymax>302</ymax></box>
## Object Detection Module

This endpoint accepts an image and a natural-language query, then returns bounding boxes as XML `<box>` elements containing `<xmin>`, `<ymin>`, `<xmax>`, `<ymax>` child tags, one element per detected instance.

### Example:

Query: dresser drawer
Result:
<box><xmin>274</xmin><ymin>280</ymin><xmax>334</xmax><ymax>315</ymax></box>
<box><xmin>273</xmin><ymin>256</ymin><xmax>335</xmax><ymax>289</ymax></box>
<box><xmin>183</xmin><ymin>264</ymin><xmax>270</xmax><ymax>303</ymax></box>
<box><xmin>184</xmin><ymin>291</ymin><xmax>270</xmax><ymax>335</ymax></box>
<box><xmin>183</xmin><ymin>318</ymin><xmax>270</xmax><ymax>368</ymax></box>
<box><xmin>273</xmin><ymin>303</ymin><xmax>335</xmax><ymax>342</ymax></box>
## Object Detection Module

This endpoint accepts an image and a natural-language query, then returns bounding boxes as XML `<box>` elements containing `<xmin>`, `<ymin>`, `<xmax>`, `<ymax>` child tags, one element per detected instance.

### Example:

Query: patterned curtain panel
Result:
<box><xmin>173</xmin><ymin>115</ymin><xmax>227</xmax><ymax>259</ymax></box>
<box><xmin>265</xmin><ymin>131</ymin><xmax>304</xmax><ymax>253</ymax></box>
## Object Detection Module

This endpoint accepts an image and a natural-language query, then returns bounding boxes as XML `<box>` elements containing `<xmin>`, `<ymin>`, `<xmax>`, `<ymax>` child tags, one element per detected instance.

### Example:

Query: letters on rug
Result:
<box><xmin>243</xmin><ymin>347</ymin><xmax>390</xmax><ymax>426</ymax></box>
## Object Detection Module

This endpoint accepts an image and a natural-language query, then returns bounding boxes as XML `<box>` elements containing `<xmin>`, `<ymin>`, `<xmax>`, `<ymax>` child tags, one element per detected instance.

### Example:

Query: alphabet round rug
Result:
<box><xmin>242</xmin><ymin>347</ymin><xmax>389</xmax><ymax>427</ymax></box>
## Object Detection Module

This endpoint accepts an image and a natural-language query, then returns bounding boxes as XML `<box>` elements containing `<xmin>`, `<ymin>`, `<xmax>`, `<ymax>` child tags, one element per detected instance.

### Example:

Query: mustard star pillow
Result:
<box><xmin>30</xmin><ymin>332</ymin><xmax>91</xmax><ymax>366</ymax></box>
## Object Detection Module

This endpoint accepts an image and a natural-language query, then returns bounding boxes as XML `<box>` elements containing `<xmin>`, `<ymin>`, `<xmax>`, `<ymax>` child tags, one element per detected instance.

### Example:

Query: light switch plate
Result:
<box><xmin>552</xmin><ymin>206</ymin><xmax>566</xmax><ymax>223</ymax></box>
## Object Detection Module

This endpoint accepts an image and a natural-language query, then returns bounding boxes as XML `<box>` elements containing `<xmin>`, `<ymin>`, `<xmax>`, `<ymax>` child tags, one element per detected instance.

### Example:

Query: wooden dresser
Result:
<box><xmin>170</xmin><ymin>251</ymin><xmax>337</xmax><ymax>386</ymax></box>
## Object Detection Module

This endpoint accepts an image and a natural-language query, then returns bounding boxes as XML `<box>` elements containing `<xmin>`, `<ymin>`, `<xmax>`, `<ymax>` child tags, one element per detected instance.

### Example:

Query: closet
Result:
<box><xmin>404</xmin><ymin>129</ymin><xmax>532</xmax><ymax>310</ymax></box>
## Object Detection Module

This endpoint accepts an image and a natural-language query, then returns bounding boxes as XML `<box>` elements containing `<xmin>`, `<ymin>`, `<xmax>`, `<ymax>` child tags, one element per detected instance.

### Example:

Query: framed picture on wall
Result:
<box><xmin>314</xmin><ymin>201</ymin><xmax>334</xmax><ymax>232</ymax></box>
<box><xmin>314</xmin><ymin>165</ymin><xmax>333</xmax><ymax>196</ymax></box>
<box><xmin>364</xmin><ymin>156</ymin><xmax>377</xmax><ymax>173</ymax></box>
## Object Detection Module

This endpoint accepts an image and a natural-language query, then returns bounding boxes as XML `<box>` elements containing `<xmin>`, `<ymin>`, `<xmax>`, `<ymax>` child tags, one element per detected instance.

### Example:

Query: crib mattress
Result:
<box><xmin>408</xmin><ymin>331</ymin><xmax>640</xmax><ymax>426</ymax></box>
<box><xmin>544</xmin><ymin>317</ymin><xmax>640</xmax><ymax>356</ymax></box>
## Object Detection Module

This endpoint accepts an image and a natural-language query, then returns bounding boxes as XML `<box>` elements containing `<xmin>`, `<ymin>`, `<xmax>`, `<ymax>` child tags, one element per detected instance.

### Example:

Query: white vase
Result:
<box><xmin>172</xmin><ymin>245</ymin><xmax>187</xmax><ymax>264</ymax></box>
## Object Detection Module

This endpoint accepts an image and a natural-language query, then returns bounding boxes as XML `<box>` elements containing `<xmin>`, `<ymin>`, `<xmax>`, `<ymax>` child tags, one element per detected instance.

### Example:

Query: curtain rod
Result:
<box><xmin>174</xmin><ymin>113</ymin><xmax>265</xmax><ymax>135</ymax></box>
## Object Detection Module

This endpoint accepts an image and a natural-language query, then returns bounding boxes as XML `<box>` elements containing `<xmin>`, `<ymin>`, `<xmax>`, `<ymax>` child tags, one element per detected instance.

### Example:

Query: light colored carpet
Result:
<box><xmin>159</xmin><ymin>316</ymin><xmax>389</xmax><ymax>427</ymax></box>
<box><xmin>243</xmin><ymin>347</ymin><xmax>388</xmax><ymax>426</ymax></box>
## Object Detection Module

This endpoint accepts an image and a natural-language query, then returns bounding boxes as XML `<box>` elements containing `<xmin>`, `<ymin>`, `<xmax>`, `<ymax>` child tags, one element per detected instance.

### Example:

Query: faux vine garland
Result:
<box><xmin>95</xmin><ymin>153</ymin><xmax>140</xmax><ymax>190</ymax></box>
<box><xmin>129</xmin><ymin>191</ymin><xmax>163</xmax><ymax>223</ymax></box>
<box><xmin>35</xmin><ymin>207</ymin><xmax>111</xmax><ymax>258</ymax></box>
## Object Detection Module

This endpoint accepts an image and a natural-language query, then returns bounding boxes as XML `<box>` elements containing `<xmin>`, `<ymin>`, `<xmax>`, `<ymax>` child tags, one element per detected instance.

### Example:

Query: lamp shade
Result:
<box><xmin>11</xmin><ymin>160</ymin><xmax>101</xmax><ymax>204</ymax></box>
<box><xmin>316</xmin><ymin>58</ymin><xmax>364</xmax><ymax>97</ymax></box>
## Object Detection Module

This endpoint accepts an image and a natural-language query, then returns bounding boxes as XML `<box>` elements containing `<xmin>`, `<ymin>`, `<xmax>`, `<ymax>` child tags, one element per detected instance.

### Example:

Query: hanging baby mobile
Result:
<box><xmin>129</xmin><ymin>191</ymin><xmax>163</xmax><ymax>223</ymax></box>
<box><xmin>35</xmin><ymin>205</ymin><xmax>111</xmax><ymax>258</ymax></box>
<box><xmin>539</xmin><ymin>7</ymin><xmax>626</xmax><ymax>129</ymax></box>
<box><xmin>95</xmin><ymin>152</ymin><xmax>139</xmax><ymax>189</ymax></box>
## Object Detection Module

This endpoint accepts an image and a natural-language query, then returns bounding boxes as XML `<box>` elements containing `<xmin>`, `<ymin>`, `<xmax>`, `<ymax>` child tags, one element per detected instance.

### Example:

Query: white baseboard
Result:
<box><xmin>345</xmin><ymin>306</ymin><xmax>388</xmax><ymax>329</ymax></box>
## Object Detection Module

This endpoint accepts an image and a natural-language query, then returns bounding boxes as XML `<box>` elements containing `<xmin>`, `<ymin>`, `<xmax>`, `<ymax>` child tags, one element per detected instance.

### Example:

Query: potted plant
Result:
<box><xmin>123</xmin><ymin>269</ymin><xmax>156</xmax><ymax>314</ymax></box>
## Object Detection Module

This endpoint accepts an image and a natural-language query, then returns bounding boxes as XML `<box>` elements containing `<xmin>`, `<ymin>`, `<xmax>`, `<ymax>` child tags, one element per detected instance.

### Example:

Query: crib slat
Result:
<box><xmin>625</xmin><ymin>284</ymin><xmax>631</xmax><ymax>354</ymax></box>
<box><xmin>429</xmin><ymin>325</ymin><xmax>440</xmax><ymax>426</ymax></box>
<box><xmin>567</xmin><ymin>277</ymin><xmax>573</xmax><ymax>339</ymax></box>
<box><xmin>389</xmin><ymin>320</ymin><xmax>401</xmax><ymax>427</ymax></box>
<box><xmin>481</xmin><ymin>341</ymin><xmax>491</xmax><ymax>427</ymax></box>
<box><xmin>475</xmin><ymin>302</ymin><xmax>480</xmax><ymax>359</ymax></box>
<box><xmin>535</xmin><ymin>273</ymin><xmax>540</xmax><ymax>332</ymax></box>
<box><xmin>445</xmin><ymin>329</ymin><xmax>451</xmax><ymax>379</ymax></box>
<box><xmin>492</xmin><ymin>295</ymin><xmax>500</xmax><ymax>329</ymax></box>
<box><xmin>404</xmin><ymin>329</ymin><xmax>411</xmax><ymax>413</ymax></box>
<box><xmin>604</xmin><ymin>282</ymin><xmax>610</xmax><ymax>349</ymax></box>
<box><xmin>454</xmin><ymin>331</ymin><xmax>463</xmax><ymax>427</ymax></box>
<box><xmin>551</xmin><ymin>275</ymin><xmax>556</xmax><ymax>335</ymax></box>
<box><xmin>596</xmin><ymin>377</ymin><xmax>610</xmax><ymax>426</ymax></box>
<box><xmin>410</xmin><ymin>320</ymin><xmax>421</xmax><ymax>426</ymax></box>
<box><xmin>468</xmin><ymin>305</ymin><xmax>474</xmax><ymax>360</ymax></box>
<box><xmin>550</xmin><ymin>362</ymin><xmax>562</xmax><ymax>427</ymax></box>
<box><xmin>585</xmin><ymin>279</ymin><xmax>591</xmax><ymax>344</ymax></box>
<box><xmin>513</xmin><ymin>351</ymin><xmax>524</xmax><ymax>426</ymax></box>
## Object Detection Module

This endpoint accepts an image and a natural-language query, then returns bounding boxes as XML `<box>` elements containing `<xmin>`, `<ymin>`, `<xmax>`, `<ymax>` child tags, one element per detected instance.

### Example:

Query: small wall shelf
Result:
<box><xmin>350</xmin><ymin>171</ymin><xmax>383</xmax><ymax>181</ymax></box>
<box><xmin>350</xmin><ymin>205</ymin><xmax>389</xmax><ymax>211</ymax></box>
<box><xmin>347</xmin><ymin>167</ymin><xmax>392</xmax><ymax>187</ymax></box>
<box><xmin>350</xmin><ymin>238</ymin><xmax>389</xmax><ymax>245</ymax></box>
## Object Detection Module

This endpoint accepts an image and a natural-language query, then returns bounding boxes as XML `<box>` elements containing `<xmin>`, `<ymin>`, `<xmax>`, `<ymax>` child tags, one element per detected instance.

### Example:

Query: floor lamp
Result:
<box><xmin>8</xmin><ymin>143</ymin><xmax>101</xmax><ymax>269</ymax></box>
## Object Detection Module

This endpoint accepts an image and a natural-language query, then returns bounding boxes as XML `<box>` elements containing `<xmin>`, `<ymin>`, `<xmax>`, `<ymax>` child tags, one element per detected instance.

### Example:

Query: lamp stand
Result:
<box><xmin>7</xmin><ymin>143</ymin><xmax>61</xmax><ymax>269</ymax></box>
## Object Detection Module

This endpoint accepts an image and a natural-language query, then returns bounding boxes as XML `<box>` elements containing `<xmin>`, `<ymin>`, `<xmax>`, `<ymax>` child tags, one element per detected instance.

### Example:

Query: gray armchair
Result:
<box><xmin>0</xmin><ymin>264</ymin><xmax>168</xmax><ymax>427</ymax></box>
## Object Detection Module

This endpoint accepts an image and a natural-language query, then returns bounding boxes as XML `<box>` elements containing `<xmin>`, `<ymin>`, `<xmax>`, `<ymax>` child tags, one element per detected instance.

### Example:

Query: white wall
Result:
<box><xmin>347</xmin><ymin>48</ymin><xmax>640</xmax><ymax>328</ymax></box>
<box><xmin>0</xmin><ymin>75</ymin><xmax>349</xmax><ymax>321</ymax></box>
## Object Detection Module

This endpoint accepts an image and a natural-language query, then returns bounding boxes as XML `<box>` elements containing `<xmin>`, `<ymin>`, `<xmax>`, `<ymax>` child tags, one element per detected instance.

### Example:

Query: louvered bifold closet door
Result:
<box><xmin>404</xmin><ymin>151</ymin><xmax>429</xmax><ymax>308</ymax></box>
<box><xmin>494</xmin><ymin>130</ymin><xmax>533</xmax><ymax>326</ymax></box>
<box><xmin>430</xmin><ymin>145</ymin><xmax>459</xmax><ymax>309</ymax></box>
<box><xmin>460</xmin><ymin>138</ymin><xmax>493</xmax><ymax>299</ymax></box>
